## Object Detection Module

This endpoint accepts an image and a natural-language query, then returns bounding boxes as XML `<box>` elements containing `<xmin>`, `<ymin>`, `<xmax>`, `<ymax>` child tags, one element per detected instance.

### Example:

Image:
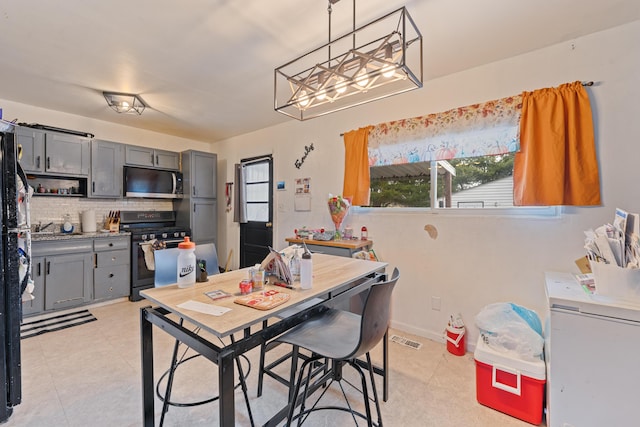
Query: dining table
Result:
<box><xmin>140</xmin><ymin>253</ymin><xmax>388</xmax><ymax>426</ymax></box>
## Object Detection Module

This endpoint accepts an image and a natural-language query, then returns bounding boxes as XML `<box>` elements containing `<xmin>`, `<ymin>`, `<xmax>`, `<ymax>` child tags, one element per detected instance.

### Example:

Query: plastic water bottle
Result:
<box><xmin>300</xmin><ymin>243</ymin><xmax>313</xmax><ymax>289</ymax></box>
<box><xmin>177</xmin><ymin>237</ymin><xmax>196</xmax><ymax>288</ymax></box>
<box><xmin>289</xmin><ymin>248</ymin><xmax>301</xmax><ymax>280</ymax></box>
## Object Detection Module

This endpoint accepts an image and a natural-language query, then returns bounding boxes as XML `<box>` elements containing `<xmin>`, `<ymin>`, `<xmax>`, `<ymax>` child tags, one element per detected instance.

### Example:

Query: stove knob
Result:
<box><xmin>180</xmin><ymin>232</ymin><xmax>186</xmax><ymax>237</ymax></box>
<box><xmin>173</xmin><ymin>232</ymin><xmax>179</xmax><ymax>238</ymax></box>
<box><xmin>162</xmin><ymin>233</ymin><xmax>168</xmax><ymax>239</ymax></box>
<box><xmin>149</xmin><ymin>234</ymin><xmax>155</xmax><ymax>240</ymax></box>
<box><xmin>141</xmin><ymin>234</ymin><xmax>148</xmax><ymax>240</ymax></box>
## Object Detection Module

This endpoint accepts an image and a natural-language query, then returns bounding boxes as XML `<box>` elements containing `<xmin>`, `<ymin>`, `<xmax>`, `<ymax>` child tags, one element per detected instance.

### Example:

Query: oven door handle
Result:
<box><xmin>138</xmin><ymin>238</ymin><xmax>186</xmax><ymax>246</ymax></box>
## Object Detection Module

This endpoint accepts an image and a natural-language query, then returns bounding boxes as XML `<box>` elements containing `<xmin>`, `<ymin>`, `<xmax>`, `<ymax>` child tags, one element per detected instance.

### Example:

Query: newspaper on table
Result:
<box><xmin>260</xmin><ymin>247</ymin><xmax>293</xmax><ymax>285</ymax></box>
<box><xmin>585</xmin><ymin>208</ymin><xmax>640</xmax><ymax>268</ymax></box>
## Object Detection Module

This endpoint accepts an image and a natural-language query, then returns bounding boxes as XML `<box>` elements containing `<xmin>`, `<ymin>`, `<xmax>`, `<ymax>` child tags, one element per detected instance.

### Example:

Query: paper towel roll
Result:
<box><xmin>81</xmin><ymin>210</ymin><xmax>97</xmax><ymax>233</ymax></box>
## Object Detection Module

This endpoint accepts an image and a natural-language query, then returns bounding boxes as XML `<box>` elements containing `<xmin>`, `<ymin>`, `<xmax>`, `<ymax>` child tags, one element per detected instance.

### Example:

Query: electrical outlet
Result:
<box><xmin>431</xmin><ymin>296</ymin><xmax>441</xmax><ymax>311</ymax></box>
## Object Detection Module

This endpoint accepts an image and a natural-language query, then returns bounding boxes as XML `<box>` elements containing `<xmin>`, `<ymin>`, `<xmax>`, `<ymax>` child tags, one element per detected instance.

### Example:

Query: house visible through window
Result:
<box><xmin>369</xmin><ymin>153</ymin><xmax>514</xmax><ymax>208</ymax></box>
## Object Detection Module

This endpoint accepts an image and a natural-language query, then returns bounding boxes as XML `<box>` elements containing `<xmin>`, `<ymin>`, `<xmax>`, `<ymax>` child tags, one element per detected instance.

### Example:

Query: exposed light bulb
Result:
<box><xmin>382</xmin><ymin>43</ymin><xmax>396</xmax><ymax>78</ymax></box>
<box><xmin>297</xmin><ymin>89</ymin><xmax>310</xmax><ymax>107</ymax></box>
<box><xmin>335</xmin><ymin>77</ymin><xmax>347</xmax><ymax>94</ymax></box>
<box><xmin>382</xmin><ymin>64</ymin><xmax>396</xmax><ymax>78</ymax></box>
<box><xmin>316</xmin><ymin>89</ymin><xmax>327</xmax><ymax>101</ymax></box>
<box><xmin>121</xmin><ymin>101</ymin><xmax>130</xmax><ymax>108</ymax></box>
<box><xmin>355</xmin><ymin>68</ymin><xmax>369</xmax><ymax>87</ymax></box>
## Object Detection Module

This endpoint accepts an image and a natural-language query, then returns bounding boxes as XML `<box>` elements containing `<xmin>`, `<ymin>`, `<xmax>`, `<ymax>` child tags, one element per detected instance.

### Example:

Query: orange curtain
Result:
<box><xmin>513</xmin><ymin>81</ymin><xmax>601</xmax><ymax>206</ymax></box>
<box><xmin>343</xmin><ymin>126</ymin><xmax>372</xmax><ymax>206</ymax></box>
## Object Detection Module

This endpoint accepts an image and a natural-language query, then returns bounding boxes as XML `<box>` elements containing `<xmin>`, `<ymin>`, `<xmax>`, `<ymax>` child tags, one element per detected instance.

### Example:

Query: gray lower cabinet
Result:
<box><xmin>32</xmin><ymin>239</ymin><xmax>94</xmax><ymax>312</ymax></box>
<box><xmin>93</xmin><ymin>237</ymin><xmax>130</xmax><ymax>300</ymax></box>
<box><xmin>22</xmin><ymin>256</ymin><xmax>46</xmax><ymax>316</ymax></box>
<box><xmin>28</xmin><ymin>236</ymin><xmax>130</xmax><ymax>316</ymax></box>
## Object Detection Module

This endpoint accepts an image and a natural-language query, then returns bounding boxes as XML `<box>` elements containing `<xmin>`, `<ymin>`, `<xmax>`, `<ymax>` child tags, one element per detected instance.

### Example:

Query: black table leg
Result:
<box><xmin>141</xmin><ymin>307</ymin><xmax>155</xmax><ymax>427</ymax></box>
<box><xmin>218</xmin><ymin>348</ymin><xmax>236</xmax><ymax>426</ymax></box>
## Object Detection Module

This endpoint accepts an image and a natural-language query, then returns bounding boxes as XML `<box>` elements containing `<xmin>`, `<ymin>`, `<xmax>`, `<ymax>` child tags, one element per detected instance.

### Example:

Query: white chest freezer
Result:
<box><xmin>545</xmin><ymin>271</ymin><xmax>640</xmax><ymax>427</ymax></box>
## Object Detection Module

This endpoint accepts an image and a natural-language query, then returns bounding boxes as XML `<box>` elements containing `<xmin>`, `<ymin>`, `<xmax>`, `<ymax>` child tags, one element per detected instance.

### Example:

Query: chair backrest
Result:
<box><xmin>194</xmin><ymin>243</ymin><xmax>220</xmax><ymax>276</ymax></box>
<box><xmin>153</xmin><ymin>247</ymin><xmax>181</xmax><ymax>287</ymax></box>
<box><xmin>351</xmin><ymin>268</ymin><xmax>400</xmax><ymax>359</ymax></box>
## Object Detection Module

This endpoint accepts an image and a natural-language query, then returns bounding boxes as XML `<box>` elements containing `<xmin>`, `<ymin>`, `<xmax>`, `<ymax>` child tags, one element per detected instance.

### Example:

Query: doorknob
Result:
<box><xmin>266</xmin><ymin>222</ymin><xmax>272</xmax><ymax>228</ymax></box>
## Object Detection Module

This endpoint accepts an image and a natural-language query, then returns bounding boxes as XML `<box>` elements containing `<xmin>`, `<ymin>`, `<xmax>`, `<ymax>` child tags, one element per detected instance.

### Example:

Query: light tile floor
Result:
<box><xmin>7</xmin><ymin>299</ymin><xmax>544</xmax><ymax>426</ymax></box>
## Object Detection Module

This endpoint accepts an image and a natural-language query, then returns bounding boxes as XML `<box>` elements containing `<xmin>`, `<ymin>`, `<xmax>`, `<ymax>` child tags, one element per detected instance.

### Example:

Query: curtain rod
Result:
<box><xmin>339</xmin><ymin>81</ymin><xmax>595</xmax><ymax>137</ymax></box>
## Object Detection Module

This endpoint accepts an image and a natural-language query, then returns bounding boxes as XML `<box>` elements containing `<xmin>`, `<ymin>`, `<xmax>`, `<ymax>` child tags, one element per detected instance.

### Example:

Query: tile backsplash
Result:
<box><xmin>30</xmin><ymin>196</ymin><xmax>173</xmax><ymax>232</ymax></box>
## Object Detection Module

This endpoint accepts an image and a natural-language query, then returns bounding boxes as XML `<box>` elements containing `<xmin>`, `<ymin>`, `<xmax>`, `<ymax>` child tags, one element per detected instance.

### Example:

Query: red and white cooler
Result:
<box><xmin>474</xmin><ymin>337</ymin><xmax>546</xmax><ymax>425</ymax></box>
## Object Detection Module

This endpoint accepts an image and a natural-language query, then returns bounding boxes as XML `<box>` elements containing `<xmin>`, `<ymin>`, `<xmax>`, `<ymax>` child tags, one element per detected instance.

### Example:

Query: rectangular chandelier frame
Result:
<box><xmin>274</xmin><ymin>7</ymin><xmax>422</xmax><ymax>121</ymax></box>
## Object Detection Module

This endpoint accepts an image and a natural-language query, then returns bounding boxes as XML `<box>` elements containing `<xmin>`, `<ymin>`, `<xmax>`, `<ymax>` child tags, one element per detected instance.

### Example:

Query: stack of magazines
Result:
<box><xmin>260</xmin><ymin>247</ymin><xmax>293</xmax><ymax>285</ymax></box>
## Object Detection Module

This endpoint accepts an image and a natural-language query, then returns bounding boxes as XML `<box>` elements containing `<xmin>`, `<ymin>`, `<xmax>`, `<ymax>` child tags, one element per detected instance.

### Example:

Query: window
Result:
<box><xmin>243</xmin><ymin>161</ymin><xmax>270</xmax><ymax>221</ymax></box>
<box><xmin>369</xmin><ymin>153</ymin><xmax>514</xmax><ymax>208</ymax></box>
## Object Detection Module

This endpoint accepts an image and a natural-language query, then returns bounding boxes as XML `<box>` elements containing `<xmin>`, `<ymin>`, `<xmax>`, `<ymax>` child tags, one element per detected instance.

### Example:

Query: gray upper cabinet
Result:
<box><xmin>174</xmin><ymin>150</ymin><xmax>217</xmax><ymax>245</ymax></box>
<box><xmin>125</xmin><ymin>145</ymin><xmax>179</xmax><ymax>170</ymax></box>
<box><xmin>16</xmin><ymin>126</ymin><xmax>90</xmax><ymax>176</ymax></box>
<box><xmin>16</xmin><ymin>127</ymin><xmax>45</xmax><ymax>173</ymax></box>
<box><xmin>188</xmin><ymin>151</ymin><xmax>217</xmax><ymax>198</ymax></box>
<box><xmin>46</xmin><ymin>133</ymin><xmax>90</xmax><ymax>176</ymax></box>
<box><xmin>90</xmin><ymin>139</ymin><xmax>124</xmax><ymax>198</ymax></box>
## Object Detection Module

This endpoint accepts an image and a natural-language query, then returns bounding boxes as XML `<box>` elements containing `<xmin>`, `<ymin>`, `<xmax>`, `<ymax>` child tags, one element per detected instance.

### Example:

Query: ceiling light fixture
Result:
<box><xmin>274</xmin><ymin>0</ymin><xmax>422</xmax><ymax>121</ymax></box>
<box><xmin>103</xmin><ymin>91</ymin><xmax>147</xmax><ymax>115</ymax></box>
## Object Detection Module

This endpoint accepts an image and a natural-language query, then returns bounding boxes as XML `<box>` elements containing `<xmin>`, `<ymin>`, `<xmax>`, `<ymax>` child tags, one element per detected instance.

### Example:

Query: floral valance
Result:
<box><xmin>368</xmin><ymin>95</ymin><xmax>523</xmax><ymax>165</ymax></box>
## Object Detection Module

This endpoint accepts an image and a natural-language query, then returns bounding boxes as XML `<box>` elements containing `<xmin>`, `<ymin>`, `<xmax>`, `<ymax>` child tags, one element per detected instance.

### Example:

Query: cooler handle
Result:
<box><xmin>445</xmin><ymin>327</ymin><xmax>465</xmax><ymax>347</ymax></box>
<box><xmin>491</xmin><ymin>363</ymin><xmax>521</xmax><ymax>396</ymax></box>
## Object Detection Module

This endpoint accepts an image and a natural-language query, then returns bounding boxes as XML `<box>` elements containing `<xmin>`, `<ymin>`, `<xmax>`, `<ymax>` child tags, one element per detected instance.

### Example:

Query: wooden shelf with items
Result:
<box><xmin>27</xmin><ymin>175</ymin><xmax>87</xmax><ymax>197</ymax></box>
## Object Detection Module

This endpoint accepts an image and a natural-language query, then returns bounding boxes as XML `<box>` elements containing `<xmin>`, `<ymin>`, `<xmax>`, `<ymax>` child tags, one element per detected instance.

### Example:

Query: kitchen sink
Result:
<box><xmin>31</xmin><ymin>231</ymin><xmax>55</xmax><ymax>236</ymax></box>
<box><xmin>31</xmin><ymin>231</ymin><xmax>85</xmax><ymax>237</ymax></box>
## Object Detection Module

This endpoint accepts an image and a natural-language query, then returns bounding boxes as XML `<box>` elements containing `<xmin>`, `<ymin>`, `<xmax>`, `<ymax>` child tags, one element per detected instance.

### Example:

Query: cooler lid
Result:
<box><xmin>474</xmin><ymin>337</ymin><xmax>546</xmax><ymax>380</ymax></box>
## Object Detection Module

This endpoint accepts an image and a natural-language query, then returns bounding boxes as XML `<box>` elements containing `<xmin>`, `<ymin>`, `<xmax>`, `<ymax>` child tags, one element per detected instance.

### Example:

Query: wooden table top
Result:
<box><xmin>140</xmin><ymin>253</ymin><xmax>387</xmax><ymax>338</ymax></box>
<box><xmin>285</xmin><ymin>237</ymin><xmax>373</xmax><ymax>250</ymax></box>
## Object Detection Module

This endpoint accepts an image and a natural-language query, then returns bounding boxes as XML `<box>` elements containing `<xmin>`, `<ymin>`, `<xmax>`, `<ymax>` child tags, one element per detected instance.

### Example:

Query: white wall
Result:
<box><xmin>214</xmin><ymin>20</ymin><xmax>640</xmax><ymax>346</ymax></box>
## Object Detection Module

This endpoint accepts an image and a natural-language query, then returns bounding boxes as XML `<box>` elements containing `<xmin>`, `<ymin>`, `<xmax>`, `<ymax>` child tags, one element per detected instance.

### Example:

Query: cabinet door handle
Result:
<box><xmin>155</xmin><ymin>154</ymin><xmax>159</xmax><ymax>165</ymax></box>
<box><xmin>37</xmin><ymin>262</ymin><xmax>41</xmax><ymax>276</ymax></box>
<box><xmin>109</xmin><ymin>242</ymin><xmax>114</xmax><ymax>247</ymax></box>
<box><xmin>193</xmin><ymin>186</ymin><xmax>196</xmax><ymax>196</ymax></box>
<box><xmin>151</xmin><ymin>153</ymin><xmax>154</xmax><ymax>164</ymax></box>
<box><xmin>47</xmin><ymin>157</ymin><xmax>50</xmax><ymax>169</ymax></box>
<box><xmin>194</xmin><ymin>204</ymin><xmax>196</xmax><ymax>213</ymax></box>
<box><xmin>92</xmin><ymin>182</ymin><xmax>96</xmax><ymax>192</ymax></box>
<box><xmin>46</xmin><ymin>261</ymin><xmax>50</xmax><ymax>275</ymax></box>
<box><xmin>109</xmin><ymin>273</ymin><xmax>114</xmax><ymax>278</ymax></box>
<box><xmin>36</xmin><ymin>156</ymin><xmax>40</xmax><ymax>168</ymax></box>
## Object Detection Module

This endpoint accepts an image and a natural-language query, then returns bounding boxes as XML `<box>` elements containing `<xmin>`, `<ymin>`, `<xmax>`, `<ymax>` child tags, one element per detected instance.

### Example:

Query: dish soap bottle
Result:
<box><xmin>177</xmin><ymin>237</ymin><xmax>196</xmax><ymax>288</ymax></box>
<box><xmin>62</xmin><ymin>214</ymin><xmax>74</xmax><ymax>234</ymax></box>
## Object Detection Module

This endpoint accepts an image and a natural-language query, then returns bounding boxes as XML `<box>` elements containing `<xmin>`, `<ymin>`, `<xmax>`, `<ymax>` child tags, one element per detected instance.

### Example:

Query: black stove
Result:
<box><xmin>122</xmin><ymin>211</ymin><xmax>191</xmax><ymax>301</ymax></box>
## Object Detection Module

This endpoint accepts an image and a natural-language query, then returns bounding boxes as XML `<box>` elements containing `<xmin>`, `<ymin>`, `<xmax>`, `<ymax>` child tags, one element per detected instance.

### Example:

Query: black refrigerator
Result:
<box><xmin>0</xmin><ymin>130</ymin><xmax>31</xmax><ymax>422</ymax></box>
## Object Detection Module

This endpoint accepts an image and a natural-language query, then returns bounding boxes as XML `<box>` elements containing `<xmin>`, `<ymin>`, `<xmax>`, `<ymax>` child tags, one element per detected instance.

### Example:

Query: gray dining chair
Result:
<box><xmin>275</xmin><ymin>267</ymin><xmax>400</xmax><ymax>426</ymax></box>
<box><xmin>152</xmin><ymin>246</ymin><xmax>254</xmax><ymax>426</ymax></box>
<box><xmin>194</xmin><ymin>242</ymin><xmax>220</xmax><ymax>276</ymax></box>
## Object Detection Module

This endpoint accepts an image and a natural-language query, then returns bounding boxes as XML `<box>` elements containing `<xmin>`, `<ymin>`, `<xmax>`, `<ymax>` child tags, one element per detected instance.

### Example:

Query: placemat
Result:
<box><xmin>234</xmin><ymin>290</ymin><xmax>290</xmax><ymax>310</ymax></box>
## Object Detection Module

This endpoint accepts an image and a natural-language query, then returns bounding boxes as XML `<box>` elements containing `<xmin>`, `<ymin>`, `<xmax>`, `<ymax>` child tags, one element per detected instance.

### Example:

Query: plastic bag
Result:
<box><xmin>475</xmin><ymin>302</ymin><xmax>544</xmax><ymax>360</ymax></box>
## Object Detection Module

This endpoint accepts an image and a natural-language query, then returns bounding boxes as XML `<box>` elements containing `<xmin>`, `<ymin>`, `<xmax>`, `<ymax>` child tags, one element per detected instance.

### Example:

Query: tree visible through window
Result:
<box><xmin>369</xmin><ymin>153</ymin><xmax>514</xmax><ymax>208</ymax></box>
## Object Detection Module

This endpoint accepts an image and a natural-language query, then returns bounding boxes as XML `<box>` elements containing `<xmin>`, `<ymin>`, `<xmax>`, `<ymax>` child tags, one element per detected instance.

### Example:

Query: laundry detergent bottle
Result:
<box><xmin>177</xmin><ymin>237</ymin><xmax>196</xmax><ymax>288</ymax></box>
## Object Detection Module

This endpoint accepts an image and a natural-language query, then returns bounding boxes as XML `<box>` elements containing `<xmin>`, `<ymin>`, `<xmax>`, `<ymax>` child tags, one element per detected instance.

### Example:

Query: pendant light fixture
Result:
<box><xmin>103</xmin><ymin>91</ymin><xmax>147</xmax><ymax>115</ymax></box>
<box><xmin>274</xmin><ymin>0</ymin><xmax>423</xmax><ymax>121</ymax></box>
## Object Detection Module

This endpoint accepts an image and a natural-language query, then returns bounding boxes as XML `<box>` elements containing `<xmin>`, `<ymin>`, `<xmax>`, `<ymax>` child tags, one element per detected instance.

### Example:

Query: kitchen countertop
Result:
<box><xmin>31</xmin><ymin>231</ymin><xmax>130</xmax><ymax>242</ymax></box>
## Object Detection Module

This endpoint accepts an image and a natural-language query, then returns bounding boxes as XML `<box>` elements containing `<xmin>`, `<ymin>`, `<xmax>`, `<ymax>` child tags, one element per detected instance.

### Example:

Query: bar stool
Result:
<box><xmin>153</xmin><ymin>246</ymin><xmax>254</xmax><ymax>426</ymax></box>
<box><xmin>274</xmin><ymin>268</ymin><xmax>399</xmax><ymax>426</ymax></box>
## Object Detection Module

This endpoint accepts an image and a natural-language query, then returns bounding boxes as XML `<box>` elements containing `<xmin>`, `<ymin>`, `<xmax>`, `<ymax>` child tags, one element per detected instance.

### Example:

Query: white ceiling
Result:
<box><xmin>0</xmin><ymin>0</ymin><xmax>638</xmax><ymax>143</ymax></box>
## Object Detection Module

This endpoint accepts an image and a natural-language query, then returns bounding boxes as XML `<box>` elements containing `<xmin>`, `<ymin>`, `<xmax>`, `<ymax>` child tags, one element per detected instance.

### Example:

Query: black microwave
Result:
<box><xmin>123</xmin><ymin>166</ymin><xmax>183</xmax><ymax>199</ymax></box>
